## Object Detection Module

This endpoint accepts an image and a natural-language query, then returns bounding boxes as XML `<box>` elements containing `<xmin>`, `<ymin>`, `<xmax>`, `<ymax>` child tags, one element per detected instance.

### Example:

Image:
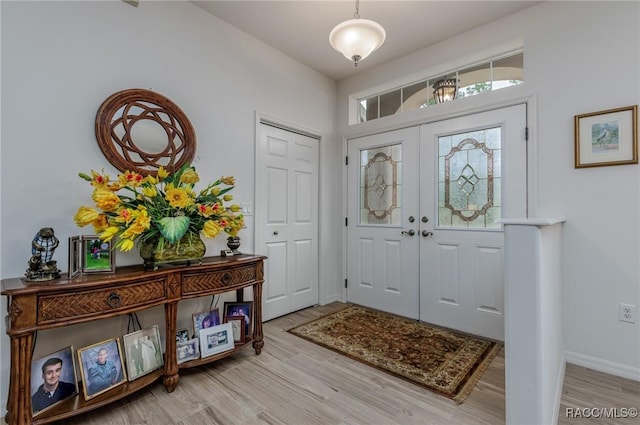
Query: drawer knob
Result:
<box><xmin>222</xmin><ymin>273</ymin><xmax>232</xmax><ymax>285</ymax></box>
<box><xmin>106</xmin><ymin>292</ymin><xmax>122</xmax><ymax>308</ymax></box>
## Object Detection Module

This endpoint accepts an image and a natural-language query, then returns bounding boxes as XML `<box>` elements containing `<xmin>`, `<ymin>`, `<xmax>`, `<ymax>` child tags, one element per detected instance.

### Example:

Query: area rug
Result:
<box><xmin>288</xmin><ymin>305</ymin><xmax>502</xmax><ymax>404</ymax></box>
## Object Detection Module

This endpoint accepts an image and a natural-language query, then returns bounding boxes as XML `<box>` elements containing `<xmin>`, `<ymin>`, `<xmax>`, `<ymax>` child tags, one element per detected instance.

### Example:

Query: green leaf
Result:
<box><xmin>157</xmin><ymin>216</ymin><xmax>190</xmax><ymax>243</ymax></box>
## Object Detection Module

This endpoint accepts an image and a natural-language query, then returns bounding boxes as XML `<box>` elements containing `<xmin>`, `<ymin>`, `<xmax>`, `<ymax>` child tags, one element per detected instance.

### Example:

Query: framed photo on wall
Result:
<box><xmin>77</xmin><ymin>338</ymin><xmax>127</xmax><ymax>400</ymax></box>
<box><xmin>30</xmin><ymin>346</ymin><xmax>78</xmax><ymax>416</ymax></box>
<box><xmin>574</xmin><ymin>105</ymin><xmax>638</xmax><ymax>168</ymax></box>
<box><xmin>81</xmin><ymin>235</ymin><xmax>115</xmax><ymax>273</ymax></box>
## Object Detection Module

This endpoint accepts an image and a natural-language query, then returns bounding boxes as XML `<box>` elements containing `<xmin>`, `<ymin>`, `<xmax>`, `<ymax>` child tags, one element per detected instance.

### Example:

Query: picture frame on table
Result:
<box><xmin>68</xmin><ymin>236</ymin><xmax>81</xmax><ymax>280</ymax></box>
<box><xmin>177</xmin><ymin>338</ymin><xmax>200</xmax><ymax>364</ymax></box>
<box><xmin>199</xmin><ymin>323</ymin><xmax>234</xmax><ymax>358</ymax></box>
<box><xmin>224</xmin><ymin>315</ymin><xmax>246</xmax><ymax>344</ymax></box>
<box><xmin>77</xmin><ymin>338</ymin><xmax>126</xmax><ymax>400</ymax></box>
<box><xmin>574</xmin><ymin>105</ymin><xmax>638</xmax><ymax>168</ymax></box>
<box><xmin>81</xmin><ymin>235</ymin><xmax>115</xmax><ymax>273</ymax></box>
<box><xmin>192</xmin><ymin>308</ymin><xmax>220</xmax><ymax>337</ymax></box>
<box><xmin>30</xmin><ymin>346</ymin><xmax>78</xmax><ymax>416</ymax></box>
<box><xmin>223</xmin><ymin>301</ymin><xmax>252</xmax><ymax>340</ymax></box>
<box><xmin>176</xmin><ymin>328</ymin><xmax>190</xmax><ymax>344</ymax></box>
<box><xmin>122</xmin><ymin>325</ymin><xmax>164</xmax><ymax>381</ymax></box>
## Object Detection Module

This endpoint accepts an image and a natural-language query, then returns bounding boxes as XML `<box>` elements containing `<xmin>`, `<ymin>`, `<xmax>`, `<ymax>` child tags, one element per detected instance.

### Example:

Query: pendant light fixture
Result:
<box><xmin>329</xmin><ymin>0</ymin><xmax>386</xmax><ymax>67</ymax></box>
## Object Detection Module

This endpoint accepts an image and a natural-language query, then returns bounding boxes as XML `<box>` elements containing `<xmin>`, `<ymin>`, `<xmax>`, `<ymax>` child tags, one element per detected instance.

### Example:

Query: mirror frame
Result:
<box><xmin>95</xmin><ymin>88</ymin><xmax>196</xmax><ymax>176</ymax></box>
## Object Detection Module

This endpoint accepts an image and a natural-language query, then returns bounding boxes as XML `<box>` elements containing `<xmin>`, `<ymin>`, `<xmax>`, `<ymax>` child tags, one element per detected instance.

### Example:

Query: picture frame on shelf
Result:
<box><xmin>68</xmin><ymin>236</ymin><xmax>81</xmax><ymax>280</ymax></box>
<box><xmin>223</xmin><ymin>301</ymin><xmax>252</xmax><ymax>340</ymax></box>
<box><xmin>574</xmin><ymin>105</ymin><xmax>638</xmax><ymax>168</ymax></box>
<box><xmin>81</xmin><ymin>235</ymin><xmax>115</xmax><ymax>273</ymax></box>
<box><xmin>177</xmin><ymin>338</ymin><xmax>200</xmax><ymax>364</ymax></box>
<box><xmin>192</xmin><ymin>308</ymin><xmax>220</xmax><ymax>337</ymax></box>
<box><xmin>77</xmin><ymin>338</ymin><xmax>126</xmax><ymax>400</ymax></box>
<box><xmin>122</xmin><ymin>325</ymin><xmax>164</xmax><ymax>381</ymax></box>
<box><xmin>30</xmin><ymin>346</ymin><xmax>78</xmax><ymax>416</ymax></box>
<box><xmin>224</xmin><ymin>315</ymin><xmax>246</xmax><ymax>344</ymax></box>
<box><xmin>176</xmin><ymin>328</ymin><xmax>190</xmax><ymax>344</ymax></box>
<box><xmin>199</xmin><ymin>323</ymin><xmax>234</xmax><ymax>358</ymax></box>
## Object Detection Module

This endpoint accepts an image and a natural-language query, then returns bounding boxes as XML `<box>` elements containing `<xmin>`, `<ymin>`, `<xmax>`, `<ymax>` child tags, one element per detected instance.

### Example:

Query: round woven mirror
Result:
<box><xmin>95</xmin><ymin>89</ymin><xmax>196</xmax><ymax>176</ymax></box>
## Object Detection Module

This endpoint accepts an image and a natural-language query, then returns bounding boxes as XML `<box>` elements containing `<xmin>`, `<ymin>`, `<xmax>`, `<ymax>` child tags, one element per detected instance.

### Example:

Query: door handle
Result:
<box><xmin>401</xmin><ymin>229</ymin><xmax>415</xmax><ymax>236</ymax></box>
<box><xmin>273</xmin><ymin>231</ymin><xmax>279</xmax><ymax>236</ymax></box>
<box><xmin>422</xmin><ymin>230</ymin><xmax>433</xmax><ymax>238</ymax></box>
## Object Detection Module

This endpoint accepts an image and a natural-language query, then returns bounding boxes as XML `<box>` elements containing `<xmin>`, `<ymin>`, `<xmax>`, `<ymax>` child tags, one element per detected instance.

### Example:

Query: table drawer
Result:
<box><xmin>182</xmin><ymin>264</ymin><xmax>256</xmax><ymax>295</ymax></box>
<box><xmin>38</xmin><ymin>278</ymin><xmax>166</xmax><ymax>324</ymax></box>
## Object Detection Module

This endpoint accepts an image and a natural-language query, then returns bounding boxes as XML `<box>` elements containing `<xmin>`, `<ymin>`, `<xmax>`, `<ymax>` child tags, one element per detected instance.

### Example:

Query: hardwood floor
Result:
<box><xmin>17</xmin><ymin>303</ymin><xmax>640</xmax><ymax>425</ymax></box>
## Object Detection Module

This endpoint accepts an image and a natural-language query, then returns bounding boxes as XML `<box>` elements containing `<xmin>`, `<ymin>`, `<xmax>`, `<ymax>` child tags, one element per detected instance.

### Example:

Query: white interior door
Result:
<box><xmin>256</xmin><ymin>123</ymin><xmax>319</xmax><ymax>321</ymax></box>
<box><xmin>346</xmin><ymin>127</ymin><xmax>420</xmax><ymax>319</ymax></box>
<box><xmin>419</xmin><ymin>105</ymin><xmax>527</xmax><ymax>341</ymax></box>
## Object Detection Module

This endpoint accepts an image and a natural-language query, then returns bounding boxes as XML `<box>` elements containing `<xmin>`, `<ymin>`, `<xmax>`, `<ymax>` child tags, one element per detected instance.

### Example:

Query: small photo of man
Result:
<box><xmin>30</xmin><ymin>347</ymin><xmax>78</xmax><ymax>415</ymax></box>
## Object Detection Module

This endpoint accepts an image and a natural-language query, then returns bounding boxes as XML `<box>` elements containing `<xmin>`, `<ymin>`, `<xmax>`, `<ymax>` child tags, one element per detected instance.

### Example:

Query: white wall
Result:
<box><xmin>337</xmin><ymin>1</ymin><xmax>640</xmax><ymax>379</ymax></box>
<box><xmin>0</xmin><ymin>0</ymin><xmax>340</xmax><ymax>413</ymax></box>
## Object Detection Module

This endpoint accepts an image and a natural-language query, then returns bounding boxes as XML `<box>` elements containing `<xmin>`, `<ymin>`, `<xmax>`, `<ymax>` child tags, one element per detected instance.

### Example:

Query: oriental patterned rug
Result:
<box><xmin>288</xmin><ymin>305</ymin><xmax>502</xmax><ymax>404</ymax></box>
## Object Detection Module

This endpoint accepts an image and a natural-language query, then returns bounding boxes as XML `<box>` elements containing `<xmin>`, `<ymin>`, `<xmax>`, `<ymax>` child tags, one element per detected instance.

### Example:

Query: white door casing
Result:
<box><xmin>256</xmin><ymin>123</ymin><xmax>319</xmax><ymax>321</ymax></box>
<box><xmin>419</xmin><ymin>104</ymin><xmax>527</xmax><ymax>341</ymax></box>
<box><xmin>346</xmin><ymin>127</ymin><xmax>420</xmax><ymax>319</ymax></box>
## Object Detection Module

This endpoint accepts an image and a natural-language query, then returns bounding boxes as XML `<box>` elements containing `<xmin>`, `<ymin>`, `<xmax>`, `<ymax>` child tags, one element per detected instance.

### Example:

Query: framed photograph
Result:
<box><xmin>31</xmin><ymin>346</ymin><xmax>78</xmax><ymax>416</ymax></box>
<box><xmin>81</xmin><ymin>235</ymin><xmax>115</xmax><ymax>273</ymax></box>
<box><xmin>199</xmin><ymin>323</ymin><xmax>235</xmax><ymax>358</ymax></box>
<box><xmin>574</xmin><ymin>105</ymin><xmax>638</xmax><ymax>168</ymax></box>
<box><xmin>223</xmin><ymin>301</ymin><xmax>252</xmax><ymax>340</ymax></box>
<box><xmin>176</xmin><ymin>328</ymin><xmax>190</xmax><ymax>344</ymax></box>
<box><xmin>77</xmin><ymin>338</ymin><xmax>126</xmax><ymax>400</ymax></box>
<box><xmin>192</xmin><ymin>308</ymin><xmax>220</xmax><ymax>337</ymax></box>
<box><xmin>68</xmin><ymin>236</ymin><xmax>81</xmax><ymax>280</ymax></box>
<box><xmin>224</xmin><ymin>315</ymin><xmax>246</xmax><ymax>344</ymax></box>
<box><xmin>122</xmin><ymin>325</ymin><xmax>164</xmax><ymax>381</ymax></box>
<box><xmin>177</xmin><ymin>338</ymin><xmax>200</xmax><ymax>364</ymax></box>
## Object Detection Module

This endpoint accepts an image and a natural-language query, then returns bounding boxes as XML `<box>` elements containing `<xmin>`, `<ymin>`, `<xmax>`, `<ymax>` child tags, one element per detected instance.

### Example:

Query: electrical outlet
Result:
<box><xmin>618</xmin><ymin>303</ymin><xmax>636</xmax><ymax>323</ymax></box>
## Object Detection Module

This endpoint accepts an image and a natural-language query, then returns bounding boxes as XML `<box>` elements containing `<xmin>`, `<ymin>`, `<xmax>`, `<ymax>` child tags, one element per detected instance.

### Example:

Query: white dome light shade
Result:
<box><xmin>329</xmin><ymin>18</ymin><xmax>386</xmax><ymax>66</ymax></box>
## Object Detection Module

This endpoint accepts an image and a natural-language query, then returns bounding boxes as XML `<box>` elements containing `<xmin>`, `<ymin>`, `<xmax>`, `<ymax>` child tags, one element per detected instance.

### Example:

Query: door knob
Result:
<box><xmin>422</xmin><ymin>230</ymin><xmax>433</xmax><ymax>237</ymax></box>
<box><xmin>401</xmin><ymin>229</ymin><xmax>416</xmax><ymax>236</ymax></box>
<box><xmin>273</xmin><ymin>231</ymin><xmax>279</xmax><ymax>236</ymax></box>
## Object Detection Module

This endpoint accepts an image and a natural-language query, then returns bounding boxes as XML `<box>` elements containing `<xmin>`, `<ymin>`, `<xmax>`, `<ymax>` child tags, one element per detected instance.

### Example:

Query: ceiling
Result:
<box><xmin>191</xmin><ymin>1</ymin><xmax>540</xmax><ymax>81</ymax></box>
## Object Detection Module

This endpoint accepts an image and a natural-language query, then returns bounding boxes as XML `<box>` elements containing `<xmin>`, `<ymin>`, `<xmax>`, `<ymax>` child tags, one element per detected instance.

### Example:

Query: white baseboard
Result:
<box><xmin>564</xmin><ymin>350</ymin><xmax>640</xmax><ymax>381</ymax></box>
<box><xmin>320</xmin><ymin>295</ymin><xmax>343</xmax><ymax>305</ymax></box>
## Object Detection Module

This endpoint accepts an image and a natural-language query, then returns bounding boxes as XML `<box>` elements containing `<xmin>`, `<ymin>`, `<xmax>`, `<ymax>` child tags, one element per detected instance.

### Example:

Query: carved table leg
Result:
<box><xmin>7</xmin><ymin>333</ymin><xmax>34</xmax><ymax>425</ymax></box>
<box><xmin>163</xmin><ymin>302</ymin><xmax>179</xmax><ymax>392</ymax></box>
<box><xmin>252</xmin><ymin>281</ymin><xmax>264</xmax><ymax>355</ymax></box>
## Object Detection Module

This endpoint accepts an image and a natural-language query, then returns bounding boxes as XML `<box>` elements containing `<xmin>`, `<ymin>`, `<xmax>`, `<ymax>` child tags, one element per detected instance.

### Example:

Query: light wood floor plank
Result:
<box><xmin>11</xmin><ymin>303</ymin><xmax>638</xmax><ymax>425</ymax></box>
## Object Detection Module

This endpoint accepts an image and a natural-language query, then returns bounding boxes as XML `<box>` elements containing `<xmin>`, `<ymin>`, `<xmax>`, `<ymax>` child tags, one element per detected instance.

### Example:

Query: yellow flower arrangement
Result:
<box><xmin>74</xmin><ymin>164</ymin><xmax>244</xmax><ymax>253</ymax></box>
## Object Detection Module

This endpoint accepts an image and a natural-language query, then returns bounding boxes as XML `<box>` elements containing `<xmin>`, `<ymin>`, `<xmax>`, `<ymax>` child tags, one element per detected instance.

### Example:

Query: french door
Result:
<box><xmin>346</xmin><ymin>127</ymin><xmax>420</xmax><ymax>319</ymax></box>
<box><xmin>420</xmin><ymin>105</ymin><xmax>527</xmax><ymax>340</ymax></box>
<box><xmin>347</xmin><ymin>105</ymin><xmax>527</xmax><ymax>340</ymax></box>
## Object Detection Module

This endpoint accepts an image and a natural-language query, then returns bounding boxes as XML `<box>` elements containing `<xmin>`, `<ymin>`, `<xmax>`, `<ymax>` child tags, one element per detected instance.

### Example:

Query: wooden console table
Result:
<box><xmin>1</xmin><ymin>254</ymin><xmax>266</xmax><ymax>425</ymax></box>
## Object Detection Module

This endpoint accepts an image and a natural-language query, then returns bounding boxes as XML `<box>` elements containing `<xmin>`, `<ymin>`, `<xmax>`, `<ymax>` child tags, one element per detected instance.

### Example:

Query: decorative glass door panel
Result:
<box><xmin>438</xmin><ymin>127</ymin><xmax>501</xmax><ymax>229</ymax></box>
<box><xmin>359</xmin><ymin>143</ymin><xmax>402</xmax><ymax>226</ymax></box>
<box><xmin>347</xmin><ymin>128</ymin><xmax>419</xmax><ymax>319</ymax></box>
